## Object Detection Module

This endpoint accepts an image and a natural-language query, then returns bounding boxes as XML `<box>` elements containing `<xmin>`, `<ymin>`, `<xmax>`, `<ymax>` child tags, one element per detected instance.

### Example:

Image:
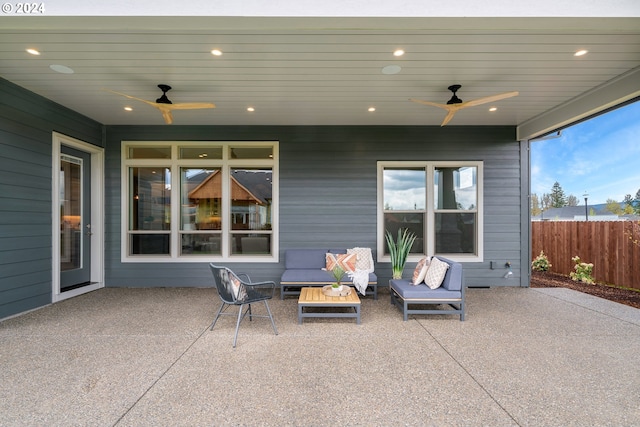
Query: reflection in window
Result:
<box><xmin>230</xmin><ymin>168</ymin><xmax>273</xmax><ymax>255</ymax></box>
<box><xmin>379</xmin><ymin>162</ymin><xmax>482</xmax><ymax>261</ymax></box>
<box><xmin>382</xmin><ymin>168</ymin><xmax>425</xmax><ymax>255</ymax></box>
<box><xmin>435</xmin><ymin>166</ymin><xmax>477</xmax><ymax>210</ymax></box>
<box><xmin>129</xmin><ymin>167</ymin><xmax>171</xmax><ymax>255</ymax></box>
<box><xmin>181</xmin><ymin>168</ymin><xmax>221</xmax><ymax>231</ymax></box>
<box><xmin>123</xmin><ymin>142</ymin><xmax>277</xmax><ymax>260</ymax></box>
<box><xmin>129</xmin><ymin>167</ymin><xmax>171</xmax><ymax>231</ymax></box>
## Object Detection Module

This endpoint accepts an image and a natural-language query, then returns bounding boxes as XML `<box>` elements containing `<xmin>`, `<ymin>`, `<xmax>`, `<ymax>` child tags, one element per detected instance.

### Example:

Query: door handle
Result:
<box><xmin>85</xmin><ymin>223</ymin><xmax>93</xmax><ymax>236</ymax></box>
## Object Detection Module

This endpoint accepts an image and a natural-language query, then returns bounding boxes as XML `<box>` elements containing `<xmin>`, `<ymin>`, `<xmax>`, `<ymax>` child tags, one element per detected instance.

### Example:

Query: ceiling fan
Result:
<box><xmin>410</xmin><ymin>84</ymin><xmax>519</xmax><ymax>126</ymax></box>
<box><xmin>106</xmin><ymin>84</ymin><xmax>215</xmax><ymax>124</ymax></box>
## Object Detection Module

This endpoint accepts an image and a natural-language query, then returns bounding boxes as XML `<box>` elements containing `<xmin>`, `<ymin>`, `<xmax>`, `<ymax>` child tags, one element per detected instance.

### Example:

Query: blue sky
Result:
<box><xmin>531</xmin><ymin>100</ymin><xmax>640</xmax><ymax>205</ymax></box>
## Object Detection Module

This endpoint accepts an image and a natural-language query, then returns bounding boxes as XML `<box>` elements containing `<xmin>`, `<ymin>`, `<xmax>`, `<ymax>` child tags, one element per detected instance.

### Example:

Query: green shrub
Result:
<box><xmin>569</xmin><ymin>255</ymin><xmax>594</xmax><ymax>284</ymax></box>
<box><xmin>531</xmin><ymin>250</ymin><xmax>552</xmax><ymax>272</ymax></box>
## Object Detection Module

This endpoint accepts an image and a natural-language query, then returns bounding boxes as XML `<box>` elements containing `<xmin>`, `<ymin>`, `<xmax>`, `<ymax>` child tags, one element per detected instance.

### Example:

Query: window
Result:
<box><xmin>122</xmin><ymin>142</ymin><xmax>278</xmax><ymax>262</ymax></box>
<box><xmin>378</xmin><ymin>161</ymin><xmax>483</xmax><ymax>263</ymax></box>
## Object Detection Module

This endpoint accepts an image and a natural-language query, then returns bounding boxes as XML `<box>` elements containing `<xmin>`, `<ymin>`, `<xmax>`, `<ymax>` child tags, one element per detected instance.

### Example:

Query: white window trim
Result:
<box><xmin>121</xmin><ymin>141</ymin><xmax>278</xmax><ymax>263</ymax></box>
<box><xmin>377</xmin><ymin>161</ymin><xmax>483</xmax><ymax>263</ymax></box>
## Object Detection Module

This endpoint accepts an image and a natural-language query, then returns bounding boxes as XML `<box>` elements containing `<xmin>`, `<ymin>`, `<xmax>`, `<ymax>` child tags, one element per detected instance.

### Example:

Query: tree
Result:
<box><xmin>605</xmin><ymin>198</ymin><xmax>623</xmax><ymax>215</ymax></box>
<box><xmin>550</xmin><ymin>181</ymin><xmax>567</xmax><ymax>208</ymax></box>
<box><xmin>566</xmin><ymin>195</ymin><xmax>579</xmax><ymax>206</ymax></box>
<box><xmin>623</xmin><ymin>190</ymin><xmax>640</xmax><ymax>215</ymax></box>
<box><xmin>542</xmin><ymin>193</ymin><xmax>552</xmax><ymax>211</ymax></box>
<box><xmin>531</xmin><ymin>193</ymin><xmax>542</xmax><ymax>216</ymax></box>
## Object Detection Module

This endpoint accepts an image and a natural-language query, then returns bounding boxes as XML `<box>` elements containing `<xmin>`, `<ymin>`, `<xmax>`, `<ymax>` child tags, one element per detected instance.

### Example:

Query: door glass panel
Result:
<box><xmin>60</xmin><ymin>155</ymin><xmax>82</xmax><ymax>271</ymax></box>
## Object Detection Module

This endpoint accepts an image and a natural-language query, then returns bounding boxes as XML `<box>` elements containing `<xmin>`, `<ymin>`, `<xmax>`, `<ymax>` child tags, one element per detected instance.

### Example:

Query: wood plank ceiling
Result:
<box><xmin>1</xmin><ymin>17</ymin><xmax>639</xmax><ymax>131</ymax></box>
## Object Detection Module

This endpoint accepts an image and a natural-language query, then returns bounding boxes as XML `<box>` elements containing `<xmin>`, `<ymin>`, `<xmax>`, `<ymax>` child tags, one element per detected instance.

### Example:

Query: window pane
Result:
<box><xmin>128</xmin><ymin>146</ymin><xmax>171</xmax><ymax>159</ymax></box>
<box><xmin>435</xmin><ymin>213</ymin><xmax>476</xmax><ymax>254</ymax></box>
<box><xmin>130</xmin><ymin>234</ymin><xmax>170</xmax><ymax>255</ymax></box>
<box><xmin>181</xmin><ymin>168</ymin><xmax>221</xmax><ymax>231</ymax></box>
<box><xmin>129</xmin><ymin>167</ymin><xmax>170</xmax><ymax>231</ymax></box>
<box><xmin>230</xmin><ymin>168</ymin><xmax>273</xmax><ymax>231</ymax></box>
<box><xmin>383</xmin><ymin>213</ymin><xmax>424</xmax><ymax>255</ymax></box>
<box><xmin>434</xmin><ymin>166</ymin><xmax>477</xmax><ymax>210</ymax></box>
<box><xmin>229</xmin><ymin>146</ymin><xmax>273</xmax><ymax>159</ymax></box>
<box><xmin>179</xmin><ymin>147</ymin><xmax>223</xmax><ymax>159</ymax></box>
<box><xmin>181</xmin><ymin>234</ymin><xmax>221</xmax><ymax>255</ymax></box>
<box><xmin>383</xmin><ymin>168</ymin><xmax>425</xmax><ymax>211</ymax></box>
<box><xmin>231</xmin><ymin>234</ymin><xmax>271</xmax><ymax>255</ymax></box>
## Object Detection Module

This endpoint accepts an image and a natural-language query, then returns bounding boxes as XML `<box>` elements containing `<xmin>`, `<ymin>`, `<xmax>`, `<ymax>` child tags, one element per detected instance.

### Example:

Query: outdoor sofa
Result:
<box><xmin>389</xmin><ymin>256</ymin><xmax>465</xmax><ymax>321</ymax></box>
<box><xmin>280</xmin><ymin>248</ymin><xmax>378</xmax><ymax>299</ymax></box>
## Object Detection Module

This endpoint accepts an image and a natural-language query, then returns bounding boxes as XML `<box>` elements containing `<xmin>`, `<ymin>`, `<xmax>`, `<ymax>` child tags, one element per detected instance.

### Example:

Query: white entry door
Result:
<box><xmin>52</xmin><ymin>133</ymin><xmax>104</xmax><ymax>302</ymax></box>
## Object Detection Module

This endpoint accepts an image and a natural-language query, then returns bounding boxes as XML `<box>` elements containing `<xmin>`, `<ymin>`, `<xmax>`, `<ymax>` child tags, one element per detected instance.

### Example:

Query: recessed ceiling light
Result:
<box><xmin>393</xmin><ymin>49</ymin><xmax>405</xmax><ymax>57</ymax></box>
<box><xmin>124</xmin><ymin>106</ymin><xmax>133</xmax><ymax>111</ymax></box>
<box><xmin>368</xmin><ymin>107</ymin><xmax>376</xmax><ymax>112</ymax></box>
<box><xmin>26</xmin><ymin>48</ymin><xmax>40</xmax><ymax>55</ymax></box>
<box><xmin>49</xmin><ymin>64</ymin><xmax>74</xmax><ymax>74</ymax></box>
<box><xmin>489</xmin><ymin>107</ymin><xmax>497</xmax><ymax>112</ymax></box>
<box><xmin>247</xmin><ymin>107</ymin><xmax>255</xmax><ymax>112</ymax></box>
<box><xmin>381</xmin><ymin>65</ymin><xmax>401</xmax><ymax>75</ymax></box>
<box><xmin>574</xmin><ymin>49</ymin><xmax>588</xmax><ymax>57</ymax></box>
<box><xmin>211</xmin><ymin>49</ymin><xmax>223</xmax><ymax>56</ymax></box>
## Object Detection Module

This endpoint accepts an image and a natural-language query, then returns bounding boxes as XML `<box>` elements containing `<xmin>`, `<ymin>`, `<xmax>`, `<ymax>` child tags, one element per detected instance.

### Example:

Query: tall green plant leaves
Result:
<box><xmin>385</xmin><ymin>228</ymin><xmax>417</xmax><ymax>279</ymax></box>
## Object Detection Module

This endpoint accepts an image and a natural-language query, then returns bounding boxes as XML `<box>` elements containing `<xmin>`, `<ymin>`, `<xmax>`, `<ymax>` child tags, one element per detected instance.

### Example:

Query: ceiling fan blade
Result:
<box><xmin>160</xmin><ymin>109</ymin><xmax>174</xmax><ymax>124</ymax></box>
<box><xmin>409</xmin><ymin>98</ymin><xmax>450</xmax><ymax>110</ymax></box>
<box><xmin>104</xmin><ymin>89</ymin><xmax>157</xmax><ymax>107</ymax></box>
<box><xmin>440</xmin><ymin>110</ymin><xmax>457</xmax><ymax>126</ymax></box>
<box><xmin>164</xmin><ymin>102</ymin><xmax>216</xmax><ymax>110</ymax></box>
<box><xmin>459</xmin><ymin>91</ymin><xmax>519</xmax><ymax>108</ymax></box>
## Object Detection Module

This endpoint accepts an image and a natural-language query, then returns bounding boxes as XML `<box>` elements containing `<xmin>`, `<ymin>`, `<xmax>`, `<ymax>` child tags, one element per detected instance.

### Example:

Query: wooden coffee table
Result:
<box><xmin>298</xmin><ymin>287</ymin><xmax>361</xmax><ymax>324</ymax></box>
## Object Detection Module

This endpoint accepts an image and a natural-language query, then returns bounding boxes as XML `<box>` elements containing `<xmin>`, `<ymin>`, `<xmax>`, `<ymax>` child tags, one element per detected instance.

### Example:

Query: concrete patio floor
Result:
<box><xmin>1</xmin><ymin>286</ymin><xmax>639</xmax><ymax>426</ymax></box>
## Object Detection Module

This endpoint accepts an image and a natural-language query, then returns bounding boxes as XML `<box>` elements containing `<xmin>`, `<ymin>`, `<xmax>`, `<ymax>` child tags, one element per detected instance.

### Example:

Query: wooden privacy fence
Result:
<box><xmin>531</xmin><ymin>221</ymin><xmax>640</xmax><ymax>290</ymax></box>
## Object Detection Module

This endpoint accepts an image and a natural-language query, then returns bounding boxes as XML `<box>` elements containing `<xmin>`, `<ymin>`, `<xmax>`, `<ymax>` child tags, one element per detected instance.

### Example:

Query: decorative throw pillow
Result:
<box><xmin>424</xmin><ymin>257</ymin><xmax>449</xmax><ymax>289</ymax></box>
<box><xmin>411</xmin><ymin>257</ymin><xmax>431</xmax><ymax>285</ymax></box>
<box><xmin>325</xmin><ymin>252</ymin><xmax>357</xmax><ymax>272</ymax></box>
<box><xmin>347</xmin><ymin>247</ymin><xmax>373</xmax><ymax>271</ymax></box>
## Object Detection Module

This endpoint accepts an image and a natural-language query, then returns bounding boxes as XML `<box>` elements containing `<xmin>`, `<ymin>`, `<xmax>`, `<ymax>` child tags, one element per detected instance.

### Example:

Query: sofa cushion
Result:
<box><xmin>390</xmin><ymin>279</ymin><xmax>462</xmax><ymax>300</ymax></box>
<box><xmin>281</xmin><ymin>269</ymin><xmax>377</xmax><ymax>284</ymax></box>
<box><xmin>411</xmin><ymin>256</ymin><xmax>431</xmax><ymax>285</ymax></box>
<box><xmin>326</xmin><ymin>253</ymin><xmax>356</xmax><ymax>272</ymax></box>
<box><xmin>424</xmin><ymin>257</ymin><xmax>449</xmax><ymax>289</ymax></box>
<box><xmin>285</xmin><ymin>249</ymin><xmax>328</xmax><ymax>269</ymax></box>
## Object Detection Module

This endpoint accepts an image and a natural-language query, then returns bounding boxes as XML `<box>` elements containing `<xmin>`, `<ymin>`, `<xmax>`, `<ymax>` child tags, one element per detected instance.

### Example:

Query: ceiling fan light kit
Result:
<box><xmin>106</xmin><ymin>84</ymin><xmax>215</xmax><ymax>124</ymax></box>
<box><xmin>410</xmin><ymin>84</ymin><xmax>519</xmax><ymax>126</ymax></box>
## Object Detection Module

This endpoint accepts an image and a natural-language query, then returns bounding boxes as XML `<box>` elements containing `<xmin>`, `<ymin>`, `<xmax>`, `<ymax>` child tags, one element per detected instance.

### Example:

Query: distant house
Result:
<box><xmin>532</xmin><ymin>205</ymin><xmax>640</xmax><ymax>221</ymax></box>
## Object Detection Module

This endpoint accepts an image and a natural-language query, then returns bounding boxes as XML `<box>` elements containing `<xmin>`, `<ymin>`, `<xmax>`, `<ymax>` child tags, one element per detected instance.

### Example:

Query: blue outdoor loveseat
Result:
<box><xmin>280</xmin><ymin>248</ymin><xmax>378</xmax><ymax>299</ymax></box>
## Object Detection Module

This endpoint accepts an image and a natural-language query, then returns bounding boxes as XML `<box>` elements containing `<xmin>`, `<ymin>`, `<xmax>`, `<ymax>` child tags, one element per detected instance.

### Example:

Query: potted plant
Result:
<box><xmin>385</xmin><ymin>228</ymin><xmax>417</xmax><ymax>279</ymax></box>
<box><xmin>329</xmin><ymin>264</ymin><xmax>346</xmax><ymax>291</ymax></box>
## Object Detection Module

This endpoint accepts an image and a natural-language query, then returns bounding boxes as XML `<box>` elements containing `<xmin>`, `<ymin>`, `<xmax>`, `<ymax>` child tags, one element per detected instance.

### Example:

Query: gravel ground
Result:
<box><xmin>530</xmin><ymin>271</ymin><xmax>640</xmax><ymax>309</ymax></box>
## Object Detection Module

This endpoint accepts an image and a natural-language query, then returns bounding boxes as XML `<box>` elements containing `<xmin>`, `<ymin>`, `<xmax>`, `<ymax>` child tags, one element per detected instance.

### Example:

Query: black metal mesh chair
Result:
<box><xmin>209</xmin><ymin>264</ymin><xmax>278</xmax><ymax>347</ymax></box>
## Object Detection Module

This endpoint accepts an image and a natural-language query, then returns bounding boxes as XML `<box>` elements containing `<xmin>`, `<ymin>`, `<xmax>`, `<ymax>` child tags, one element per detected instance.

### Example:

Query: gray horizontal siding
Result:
<box><xmin>0</xmin><ymin>78</ymin><xmax>103</xmax><ymax>319</ymax></box>
<box><xmin>104</xmin><ymin>125</ymin><xmax>525</xmax><ymax>289</ymax></box>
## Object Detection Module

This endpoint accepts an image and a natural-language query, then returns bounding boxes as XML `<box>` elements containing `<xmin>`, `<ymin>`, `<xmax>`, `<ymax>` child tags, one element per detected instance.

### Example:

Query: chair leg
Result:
<box><xmin>264</xmin><ymin>300</ymin><xmax>278</xmax><ymax>335</ymax></box>
<box><xmin>210</xmin><ymin>302</ymin><xmax>226</xmax><ymax>331</ymax></box>
<box><xmin>233</xmin><ymin>303</ymin><xmax>245</xmax><ymax>348</ymax></box>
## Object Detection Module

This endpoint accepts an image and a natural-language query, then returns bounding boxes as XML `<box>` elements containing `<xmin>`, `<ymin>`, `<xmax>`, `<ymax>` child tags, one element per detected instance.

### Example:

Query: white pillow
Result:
<box><xmin>347</xmin><ymin>247</ymin><xmax>374</xmax><ymax>272</ymax></box>
<box><xmin>423</xmin><ymin>257</ymin><xmax>449</xmax><ymax>289</ymax></box>
<box><xmin>411</xmin><ymin>257</ymin><xmax>431</xmax><ymax>285</ymax></box>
